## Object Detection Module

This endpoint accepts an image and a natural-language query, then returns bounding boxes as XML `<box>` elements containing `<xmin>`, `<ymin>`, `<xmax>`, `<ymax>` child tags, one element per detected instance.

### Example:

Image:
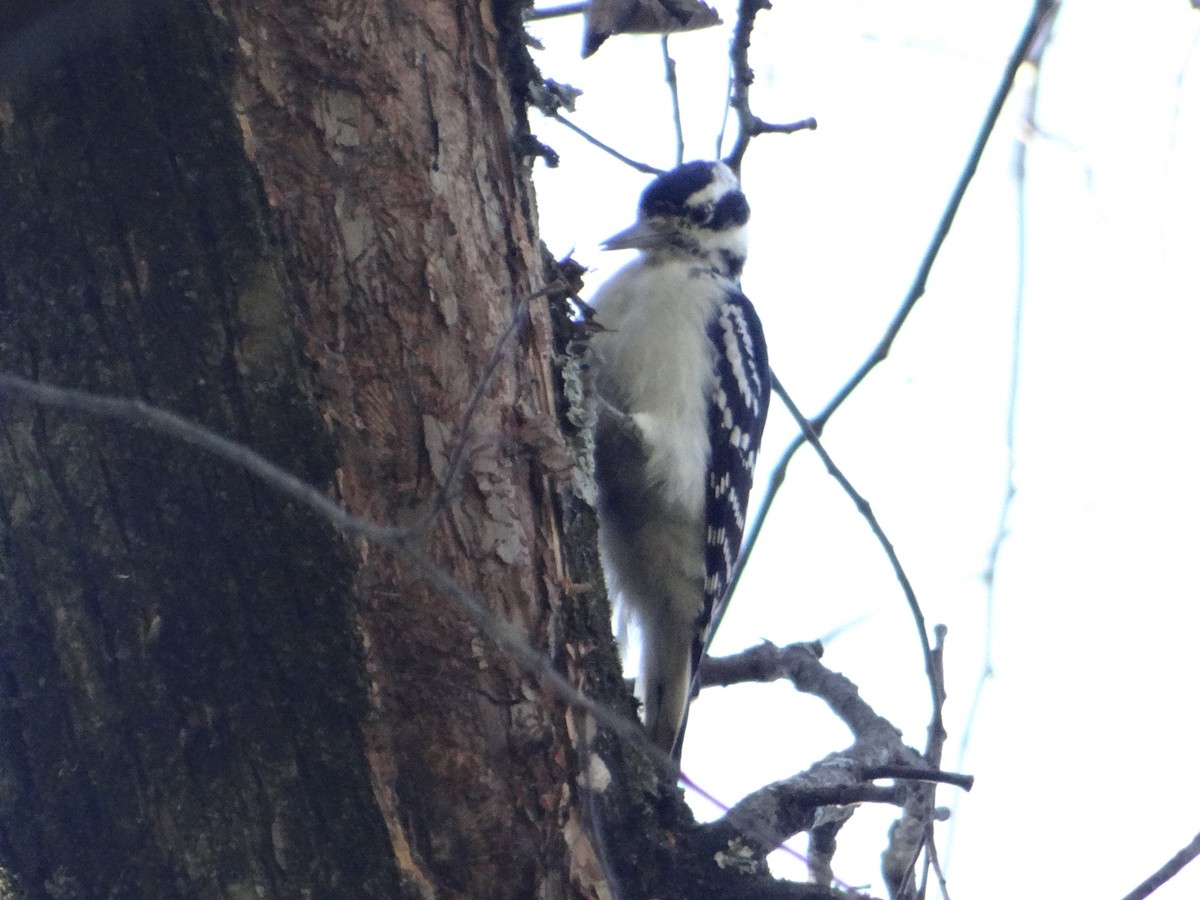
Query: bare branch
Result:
<box><xmin>949</xmin><ymin>8</ymin><xmax>1063</xmax><ymax>873</ymax></box>
<box><xmin>698</xmin><ymin>639</ymin><xmax>825</xmax><ymax>688</ymax></box>
<box><xmin>721</xmin><ymin>381</ymin><xmax>951</xmax><ymax>898</ymax></box>
<box><xmin>925</xmin><ymin>838</ymin><xmax>952</xmax><ymax>900</ymax></box>
<box><xmin>712</xmin><ymin>373</ymin><xmax>940</xmax><ymax>749</ymax></box>
<box><xmin>884</xmin><ymin>620</ymin><xmax>948</xmax><ymax>897</ymax></box>
<box><xmin>1119</xmin><ymin>830</ymin><xmax>1200</xmax><ymax>900</ymax></box>
<box><xmin>957</xmin><ymin>0</ymin><xmax>1060</xmax><ymax>796</ymax></box>
<box><xmin>548</xmin><ymin>111</ymin><xmax>664</xmax><ymax>174</ymax></box>
<box><xmin>723</xmin><ymin>0</ymin><xmax>816</xmax><ymax>173</ymax></box>
<box><xmin>712</xmin><ymin>379</ymin><xmax>953</xmax><ymax>900</ymax></box>
<box><xmin>883</xmin><ymin>786</ymin><xmax>932</xmax><ymax>900</ymax></box>
<box><xmin>774</xmin><ymin>387</ymin><xmax>944</xmax><ymax>748</ymax></box>
<box><xmin>527</xmin><ymin>2</ymin><xmax>588</xmax><ymax>20</ymax></box>
<box><xmin>700</xmin><ymin>641</ymin><xmax>970</xmax><ymax>891</ymax></box>
<box><xmin>699</xmin><ymin>641</ymin><xmax>971</xmax><ymax>800</ymax></box>
<box><xmin>711</xmin><ymin>6</ymin><xmax>1064</xmax><ymax>879</ymax></box>
<box><xmin>701</xmin><ymin>641</ymin><xmax>889</xmax><ymax>742</ymax></box>
<box><xmin>708</xmin><ymin>738</ymin><xmax>923</xmax><ymax>867</ymax></box>
<box><xmin>810</xmin><ymin>0</ymin><xmax>1062</xmax><ymax>434</ymax></box>
<box><xmin>0</xmin><ymin>371</ymin><xmax>679</xmax><ymax>775</ymax></box>
<box><xmin>661</xmin><ymin>36</ymin><xmax>685</xmax><ymax>166</ymax></box>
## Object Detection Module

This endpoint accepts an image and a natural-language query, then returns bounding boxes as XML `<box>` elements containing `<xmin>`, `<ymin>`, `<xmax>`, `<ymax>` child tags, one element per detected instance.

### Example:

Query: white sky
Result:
<box><xmin>529</xmin><ymin>1</ymin><xmax>1200</xmax><ymax>897</ymax></box>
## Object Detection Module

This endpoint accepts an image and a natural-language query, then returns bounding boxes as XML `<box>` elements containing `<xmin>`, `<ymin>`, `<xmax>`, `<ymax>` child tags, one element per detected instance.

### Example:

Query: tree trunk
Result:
<box><xmin>0</xmin><ymin>0</ymin><xmax>611</xmax><ymax>897</ymax></box>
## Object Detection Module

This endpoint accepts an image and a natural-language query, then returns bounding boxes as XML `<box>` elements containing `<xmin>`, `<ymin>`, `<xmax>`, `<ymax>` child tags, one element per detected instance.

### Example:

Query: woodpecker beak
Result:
<box><xmin>601</xmin><ymin>219</ymin><xmax>673</xmax><ymax>251</ymax></box>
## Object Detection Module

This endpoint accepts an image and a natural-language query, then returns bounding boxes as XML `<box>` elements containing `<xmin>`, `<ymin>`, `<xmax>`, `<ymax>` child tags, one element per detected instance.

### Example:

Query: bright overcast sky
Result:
<box><xmin>529</xmin><ymin>1</ymin><xmax>1200</xmax><ymax>897</ymax></box>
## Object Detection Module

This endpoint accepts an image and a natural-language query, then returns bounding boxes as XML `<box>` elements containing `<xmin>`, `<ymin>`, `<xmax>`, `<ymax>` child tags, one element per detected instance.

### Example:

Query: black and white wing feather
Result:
<box><xmin>700</xmin><ymin>290</ymin><xmax>771</xmax><ymax>666</ymax></box>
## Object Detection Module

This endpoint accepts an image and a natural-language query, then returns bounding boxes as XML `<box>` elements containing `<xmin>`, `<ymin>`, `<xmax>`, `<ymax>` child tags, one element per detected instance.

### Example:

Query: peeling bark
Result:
<box><xmin>203</xmin><ymin>1</ymin><xmax>602</xmax><ymax>895</ymax></box>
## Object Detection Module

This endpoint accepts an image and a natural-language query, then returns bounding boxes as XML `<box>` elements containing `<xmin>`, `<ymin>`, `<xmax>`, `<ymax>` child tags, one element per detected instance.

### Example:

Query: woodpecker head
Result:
<box><xmin>602</xmin><ymin>161</ymin><xmax>750</xmax><ymax>279</ymax></box>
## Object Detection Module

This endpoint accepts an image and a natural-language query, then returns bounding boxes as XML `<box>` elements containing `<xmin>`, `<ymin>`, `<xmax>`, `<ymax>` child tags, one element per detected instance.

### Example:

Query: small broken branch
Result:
<box><xmin>723</xmin><ymin>0</ymin><xmax>816</xmax><ymax>172</ymax></box>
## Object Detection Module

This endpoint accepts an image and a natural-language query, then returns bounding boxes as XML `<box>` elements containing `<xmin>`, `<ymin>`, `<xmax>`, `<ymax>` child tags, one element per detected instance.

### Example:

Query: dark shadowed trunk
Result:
<box><xmin>0</xmin><ymin>0</ymin><xmax>600</xmax><ymax>896</ymax></box>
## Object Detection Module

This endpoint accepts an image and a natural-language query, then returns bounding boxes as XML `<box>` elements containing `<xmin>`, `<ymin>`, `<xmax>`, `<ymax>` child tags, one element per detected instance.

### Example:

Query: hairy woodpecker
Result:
<box><xmin>589</xmin><ymin>160</ymin><xmax>771</xmax><ymax>756</ymax></box>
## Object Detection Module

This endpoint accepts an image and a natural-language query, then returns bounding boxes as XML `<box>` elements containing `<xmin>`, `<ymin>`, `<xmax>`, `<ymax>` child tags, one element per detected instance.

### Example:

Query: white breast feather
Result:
<box><xmin>589</xmin><ymin>257</ymin><xmax>723</xmax><ymax>518</ymax></box>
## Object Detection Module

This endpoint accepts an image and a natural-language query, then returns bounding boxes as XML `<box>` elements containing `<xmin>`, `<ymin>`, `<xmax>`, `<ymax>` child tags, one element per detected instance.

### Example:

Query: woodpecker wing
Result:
<box><xmin>699</xmin><ymin>290</ymin><xmax>771</xmax><ymax>667</ymax></box>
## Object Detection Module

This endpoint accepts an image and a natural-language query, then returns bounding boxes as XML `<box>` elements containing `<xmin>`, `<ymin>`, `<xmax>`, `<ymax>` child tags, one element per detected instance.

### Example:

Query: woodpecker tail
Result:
<box><xmin>638</xmin><ymin>616</ymin><xmax>693</xmax><ymax>757</ymax></box>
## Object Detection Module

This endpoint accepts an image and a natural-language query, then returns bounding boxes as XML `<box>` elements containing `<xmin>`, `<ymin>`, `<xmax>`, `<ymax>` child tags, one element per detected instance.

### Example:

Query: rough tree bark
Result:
<box><xmin>0</xmin><ymin>2</ymin><xmax>842</xmax><ymax>899</ymax></box>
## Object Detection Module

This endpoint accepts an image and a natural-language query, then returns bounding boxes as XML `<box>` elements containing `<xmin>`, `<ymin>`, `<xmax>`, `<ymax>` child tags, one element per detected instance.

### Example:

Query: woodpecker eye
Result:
<box><xmin>637</xmin><ymin>161</ymin><xmax>748</xmax><ymax>232</ymax></box>
<box><xmin>710</xmin><ymin>192</ymin><xmax>750</xmax><ymax>230</ymax></box>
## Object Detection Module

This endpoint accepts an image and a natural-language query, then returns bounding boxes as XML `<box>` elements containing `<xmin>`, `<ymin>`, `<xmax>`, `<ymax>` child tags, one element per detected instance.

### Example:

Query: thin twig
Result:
<box><xmin>718</xmin><ymin>370</ymin><xmax>940</xmax><ymax>737</ymax></box>
<box><xmin>925</xmin><ymin>624</ymin><xmax>948</xmax><ymax>763</ymax></box>
<box><xmin>549</xmin><ymin>112</ymin><xmax>663</xmax><ymax>174</ymax></box>
<box><xmin>957</xmin><ymin>0</ymin><xmax>1058</xmax><ymax>771</ymax></box>
<box><xmin>790</xmin><ymin>408</ymin><xmax>942</xmax><ymax>747</ymax></box>
<box><xmin>885</xmin><ymin>624</ymin><xmax>949</xmax><ymax>900</ymax></box>
<box><xmin>809</xmin><ymin>0</ymin><xmax>1062</xmax><ymax>435</ymax></box>
<box><xmin>0</xmin><ymin>371</ymin><xmax>678</xmax><ymax>773</ymax></box>
<box><xmin>949</xmin><ymin>0</ymin><xmax>1061</xmax><ymax>871</ymax></box>
<box><xmin>789</xmin><ymin>396</ymin><xmax>944</xmax><ymax>898</ymax></box>
<box><xmin>1119</xmin><ymin>831</ymin><xmax>1200</xmax><ymax>900</ymax></box>
<box><xmin>862</xmin><ymin>766</ymin><xmax>972</xmax><ymax>793</ymax></box>
<box><xmin>753</xmin><ymin>375</ymin><xmax>942</xmax><ymax>749</ymax></box>
<box><xmin>754</xmin><ymin>118</ymin><xmax>818</xmax><ymax>135</ymax></box>
<box><xmin>406</xmin><ymin>291</ymin><xmax>536</xmax><ymax>534</ymax></box>
<box><xmin>926</xmin><ymin>837</ymin><xmax>951</xmax><ymax>900</ymax></box>
<box><xmin>715</xmin><ymin>62</ymin><xmax>733</xmax><ymax>159</ymax></box>
<box><xmin>661</xmin><ymin>36</ymin><xmax>685</xmax><ymax>167</ymax></box>
<box><xmin>526</xmin><ymin>3</ymin><xmax>587</xmax><ymax>21</ymax></box>
<box><xmin>0</xmin><ymin>374</ymin><xmax>399</xmax><ymax>543</ymax></box>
